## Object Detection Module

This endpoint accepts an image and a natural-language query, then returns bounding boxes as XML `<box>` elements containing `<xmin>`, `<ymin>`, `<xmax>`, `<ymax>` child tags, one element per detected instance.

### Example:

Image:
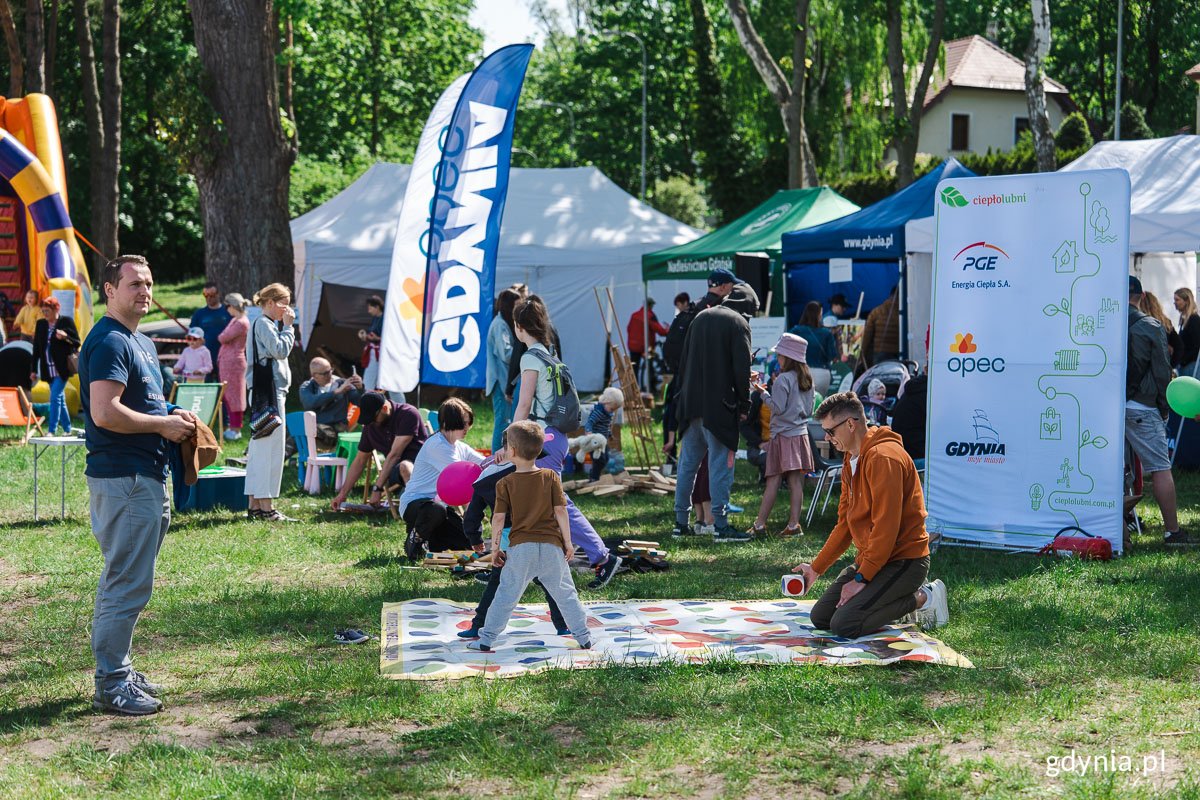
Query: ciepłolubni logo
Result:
<box><xmin>944</xmin><ymin>409</ymin><xmax>1007</xmax><ymax>464</ymax></box>
<box><xmin>940</xmin><ymin>185</ymin><xmax>1028</xmax><ymax>209</ymax></box>
<box><xmin>946</xmin><ymin>333</ymin><xmax>1005</xmax><ymax>376</ymax></box>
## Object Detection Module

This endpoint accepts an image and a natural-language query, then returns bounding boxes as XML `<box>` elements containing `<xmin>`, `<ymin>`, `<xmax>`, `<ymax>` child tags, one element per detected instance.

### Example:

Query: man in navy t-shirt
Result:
<box><xmin>80</xmin><ymin>255</ymin><xmax>198</xmax><ymax>716</ymax></box>
<box><xmin>189</xmin><ymin>281</ymin><xmax>231</xmax><ymax>380</ymax></box>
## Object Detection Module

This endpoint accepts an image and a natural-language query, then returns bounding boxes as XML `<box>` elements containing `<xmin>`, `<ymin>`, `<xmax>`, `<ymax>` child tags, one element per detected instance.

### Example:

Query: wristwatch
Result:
<box><xmin>853</xmin><ymin>572</ymin><xmax>868</xmax><ymax>583</ymax></box>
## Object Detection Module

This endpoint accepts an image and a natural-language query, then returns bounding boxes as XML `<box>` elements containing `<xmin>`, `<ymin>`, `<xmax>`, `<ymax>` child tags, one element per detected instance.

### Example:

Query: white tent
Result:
<box><xmin>904</xmin><ymin>135</ymin><xmax>1200</xmax><ymax>358</ymax></box>
<box><xmin>291</xmin><ymin>163</ymin><xmax>704</xmax><ymax>391</ymax></box>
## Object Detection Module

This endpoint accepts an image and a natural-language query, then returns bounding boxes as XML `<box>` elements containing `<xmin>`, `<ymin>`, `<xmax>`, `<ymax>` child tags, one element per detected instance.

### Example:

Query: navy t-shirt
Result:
<box><xmin>190</xmin><ymin>304</ymin><xmax>232</xmax><ymax>367</ymax></box>
<box><xmin>80</xmin><ymin>315</ymin><xmax>170</xmax><ymax>480</ymax></box>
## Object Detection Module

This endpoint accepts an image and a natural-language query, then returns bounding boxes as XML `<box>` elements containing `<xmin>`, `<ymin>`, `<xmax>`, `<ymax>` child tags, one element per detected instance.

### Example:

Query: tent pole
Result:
<box><xmin>899</xmin><ymin>256</ymin><xmax>910</xmax><ymax>361</ymax></box>
<box><xmin>642</xmin><ymin>280</ymin><xmax>650</xmax><ymax>392</ymax></box>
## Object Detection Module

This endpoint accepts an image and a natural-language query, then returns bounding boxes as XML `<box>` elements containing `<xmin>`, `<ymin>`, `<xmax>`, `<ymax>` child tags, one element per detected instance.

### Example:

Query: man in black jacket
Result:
<box><xmin>670</xmin><ymin>275</ymin><xmax>758</xmax><ymax>542</ymax></box>
<box><xmin>1127</xmin><ymin>276</ymin><xmax>1192</xmax><ymax>546</ymax></box>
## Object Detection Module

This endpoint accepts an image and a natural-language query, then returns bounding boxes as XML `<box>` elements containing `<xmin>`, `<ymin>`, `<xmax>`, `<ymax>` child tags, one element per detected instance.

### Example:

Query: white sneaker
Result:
<box><xmin>223</xmin><ymin>429</ymin><xmax>242</xmax><ymax>441</ymax></box>
<box><xmin>914</xmin><ymin>579</ymin><xmax>949</xmax><ymax>630</ymax></box>
<box><xmin>696</xmin><ymin>523</ymin><xmax>716</xmax><ymax>536</ymax></box>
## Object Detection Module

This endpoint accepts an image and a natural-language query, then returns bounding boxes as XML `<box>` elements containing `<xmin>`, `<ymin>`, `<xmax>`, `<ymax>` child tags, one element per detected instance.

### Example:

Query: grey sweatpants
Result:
<box><xmin>88</xmin><ymin>473</ymin><xmax>171</xmax><ymax>688</ymax></box>
<box><xmin>478</xmin><ymin>542</ymin><xmax>592</xmax><ymax>647</ymax></box>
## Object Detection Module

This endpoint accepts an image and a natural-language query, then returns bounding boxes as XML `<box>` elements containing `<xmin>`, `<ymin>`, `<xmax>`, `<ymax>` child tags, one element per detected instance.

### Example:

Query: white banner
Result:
<box><xmin>925</xmin><ymin>170</ymin><xmax>1130</xmax><ymax>554</ymax></box>
<box><xmin>378</xmin><ymin>75</ymin><xmax>470</xmax><ymax>393</ymax></box>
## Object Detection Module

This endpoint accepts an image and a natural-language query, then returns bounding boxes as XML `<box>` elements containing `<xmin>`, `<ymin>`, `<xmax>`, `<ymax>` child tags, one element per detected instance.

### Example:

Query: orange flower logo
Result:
<box><xmin>950</xmin><ymin>333</ymin><xmax>977</xmax><ymax>354</ymax></box>
<box><xmin>397</xmin><ymin>275</ymin><xmax>426</xmax><ymax>322</ymax></box>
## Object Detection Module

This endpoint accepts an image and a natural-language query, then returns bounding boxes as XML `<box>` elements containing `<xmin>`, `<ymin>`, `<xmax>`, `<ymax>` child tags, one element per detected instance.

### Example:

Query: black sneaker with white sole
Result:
<box><xmin>334</xmin><ymin>628</ymin><xmax>370</xmax><ymax>644</ymax></box>
<box><xmin>670</xmin><ymin>522</ymin><xmax>695</xmax><ymax>538</ymax></box>
<box><xmin>587</xmin><ymin>554</ymin><xmax>623</xmax><ymax>590</ymax></box>
<box><xmin>712</xmin><ymin>524</ymin><xmax>752</xmax><ymax>543</ymax></box>
<box><xmin>1164</xmin><ymin>529</ymin><xmax>1198</xmax><ymax>546</ymax></box>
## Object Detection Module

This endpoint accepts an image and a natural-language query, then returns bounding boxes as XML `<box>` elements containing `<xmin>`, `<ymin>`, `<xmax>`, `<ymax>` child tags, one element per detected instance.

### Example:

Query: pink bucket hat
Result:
<box><xmin>773</xmin><ymin>332</ymin><xmax>809</xmax><ymax>363</ymax></box>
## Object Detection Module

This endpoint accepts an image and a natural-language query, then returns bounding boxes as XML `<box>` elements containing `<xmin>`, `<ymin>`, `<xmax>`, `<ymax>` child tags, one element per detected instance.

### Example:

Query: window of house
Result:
<box><xmin>1014</xmin><ymin>117</ymin><xmax>1030</xmax><ymax>145</ymax></box>
<box><xmin>951</xmin><ymin>114</ymin><xmax>970</xmax><ymax>151</ymax></box>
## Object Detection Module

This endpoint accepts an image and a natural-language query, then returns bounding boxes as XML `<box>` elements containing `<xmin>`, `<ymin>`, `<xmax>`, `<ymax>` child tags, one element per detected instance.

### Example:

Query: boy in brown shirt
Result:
<box><xmin>468</xmin><ymin>421</ymin><xmax>593</xmax><ymax>652</ymax></box>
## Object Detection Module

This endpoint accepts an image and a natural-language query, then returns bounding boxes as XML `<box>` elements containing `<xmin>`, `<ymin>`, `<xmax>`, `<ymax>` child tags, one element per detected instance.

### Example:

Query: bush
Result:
<box><xmin>1104</xmin><ymin>102</ymin><xmax>1155</xmax><ymax>140</ymax></box>
<box><xmin>1056</xmin><ymin>112</ymin><xmax>1094</xmax><ymax>151</ymax></box>
<box><xmin>650</xmin><ymin>175</ymin><xmax>711</xmax><ymax>229</ymax></box>
<box><xmin>289</xmin><ymin>153</ymin><xmax>375</xmax><ymax>218</ymax></box>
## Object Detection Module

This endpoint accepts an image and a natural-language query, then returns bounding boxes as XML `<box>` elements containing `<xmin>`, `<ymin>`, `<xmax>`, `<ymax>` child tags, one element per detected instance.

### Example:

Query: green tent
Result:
<box><xmin>640</xmin><ymin>188</ymin><xmax>859</xmax><ymax>315</ymax></box>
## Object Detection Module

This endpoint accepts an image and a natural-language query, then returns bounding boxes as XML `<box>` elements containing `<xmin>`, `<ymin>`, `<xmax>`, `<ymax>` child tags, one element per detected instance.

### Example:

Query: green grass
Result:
<box><xmin>1</xmin><ymin>398</ymin><xmax>1199</xmax><ymax>799</ymax></box>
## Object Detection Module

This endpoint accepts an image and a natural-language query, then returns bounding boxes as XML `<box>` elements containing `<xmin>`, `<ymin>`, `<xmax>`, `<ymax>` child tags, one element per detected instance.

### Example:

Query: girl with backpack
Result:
<box><xmin>747</xmin><ymin>333</ymin><xmax>815</xmax><ymax>537</ymax></box>
<box><xmin>511</xmin><ymin>296</ymin><xmax>622</xmax><ymax>590</ymax></box>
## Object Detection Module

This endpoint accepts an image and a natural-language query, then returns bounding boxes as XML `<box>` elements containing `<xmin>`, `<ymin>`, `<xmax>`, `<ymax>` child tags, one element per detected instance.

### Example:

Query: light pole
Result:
<box><xmin>530</xmin><ymin>99</ymin><xmax>576</xmax><ymax>166</ymax></box>
<box><xmin>599</xmin><ymin>29</ymin><xmax>647</xmax><ymax>202</ymax></box>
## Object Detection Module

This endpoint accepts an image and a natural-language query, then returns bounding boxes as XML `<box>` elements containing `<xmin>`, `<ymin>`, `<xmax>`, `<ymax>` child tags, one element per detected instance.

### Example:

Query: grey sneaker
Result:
<box><xmin>127</xmin><ymin>669</ymin><xmax>164</xmax><ymax>698</ymax></box>
<box><xmin>914</xmin><ymin>579</ymin><xmax>949</xmax><ymax>630</ymax></box>
<box><xmin>712</xmin><ymin>524</ymin><xmax>752</xmax><ymax>543</ymax></box>
<box><xmin>93</xmin><ymin>680</ymin><xmax>163</xmax><ymax>716</ymax></box>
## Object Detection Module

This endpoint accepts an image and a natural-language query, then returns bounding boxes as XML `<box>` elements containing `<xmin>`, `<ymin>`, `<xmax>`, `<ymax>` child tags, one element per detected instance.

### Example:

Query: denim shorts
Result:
<box><xmin>1124</xmin><ymin>408</ymin><xmax>1170</xmax><ymax>473</ymax></box>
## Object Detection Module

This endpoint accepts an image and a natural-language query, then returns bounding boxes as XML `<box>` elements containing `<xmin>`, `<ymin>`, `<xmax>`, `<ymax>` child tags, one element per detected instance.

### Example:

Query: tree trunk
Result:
<box><xmin>283</xmin><ymin>13</ymin><xmax>295</xmax><ymax>148</ymax></box>
<box><xmin>74</xmin><ymin>0</ymin><xmax>108</xmax><ymax>273</ymax></box>
<box><xmin>97</xmin><ymin>0</ymin><xmax>121</xmax><ymax>259</ymax></box>
<box><xmin>687</xmin><ymin>0</ymin><xmax>739</xmax><ymax>220</ymax></box>
<box><xmin>726</xmin><ymin>0</ymin><xmax>817</xmax><ymax>188</ymax></box>
<box><xmin>885</xmin><ymin>0</ymin><xmax>944</xmax><ymax>188</ymax></box>
<box><xmin>189</xmin><ymin>0</ymin><xmax>296</xmax><ymax>293</ymax></box>
<box><xmin>45</xmin><ymin>0</ymin><xmax>58</xmax><ymax>97</ymax></box>
<box><xmin>24</xmin><ymin>0</ymin><xmax>43</xmax><ymax>92</ymax></box>
<box><xmin>1025</xmin><ymin>0</ymin><xmax>1056</xmax><ymax>171</ymax></box>
<box><xmin>0</xmin><ymin>0</ymin><xmax>22</xmax><ymax>97</ymax></box>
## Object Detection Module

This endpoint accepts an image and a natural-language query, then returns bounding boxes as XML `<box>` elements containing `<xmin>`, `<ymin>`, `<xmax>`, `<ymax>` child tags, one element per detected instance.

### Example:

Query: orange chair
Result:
<box><xmin>0</xmin><ymin>386</ymin><xmax>45</xmax><ymax>443</ymax></box>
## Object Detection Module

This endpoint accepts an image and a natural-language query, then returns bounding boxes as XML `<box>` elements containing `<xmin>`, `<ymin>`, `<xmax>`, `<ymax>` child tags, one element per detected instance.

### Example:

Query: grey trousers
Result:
<box><xmin>479</xmin><ymin>542</ymin><xmax>591</xmax><ymax>647</ymax></box>
<box><xmin>809</xmin><ymin>556</ymin><xmax>929</xmax><ymax>639</ymax></box>
<box><xmin>88</xmin><ymin>473</ymin><xmax>171</xmax><ymax>688</ymax></box>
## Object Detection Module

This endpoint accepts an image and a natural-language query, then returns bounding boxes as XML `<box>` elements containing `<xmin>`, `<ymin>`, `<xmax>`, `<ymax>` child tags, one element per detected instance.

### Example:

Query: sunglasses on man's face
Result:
<box><xmin>822</xmin><ymin>417</ymin><xmax>852</xmax><ymax>438</ymax></box>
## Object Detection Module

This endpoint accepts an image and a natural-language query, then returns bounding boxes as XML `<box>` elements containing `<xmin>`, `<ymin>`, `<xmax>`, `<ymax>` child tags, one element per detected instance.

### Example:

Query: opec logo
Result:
<box><xmin>946</xmin><ymin>333</ymin><xmax>1006</xmax><ymax>376</ymax></box>
<box><xmin>741</xmin><ymin>204</ymin><xmax>791</xmax><ymax>235</ymax></box>
<box><xmin>953</xmin><ymin>241</ymin><xmax>1009</xmax><ymax>271</ymax></box>
<box><xmin>940</xmin><ymin>185</ymin><xmax>1028</xmax><ymax>209</ymax></box>
<box><xmin>944</xmin><ymin>409</ymin><xmax>1007</xmax><ymax>463</ymax></box>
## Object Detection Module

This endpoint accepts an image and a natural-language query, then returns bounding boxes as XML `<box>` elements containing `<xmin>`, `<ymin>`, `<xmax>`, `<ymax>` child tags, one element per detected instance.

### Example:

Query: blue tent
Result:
<box><xmin>780</xmin><ymin>158</ymin><xmax>976</xmax><ymax>358</ymax></box>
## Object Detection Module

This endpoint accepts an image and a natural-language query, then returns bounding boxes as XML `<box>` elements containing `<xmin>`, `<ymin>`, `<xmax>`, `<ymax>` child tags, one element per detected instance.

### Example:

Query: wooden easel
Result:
<box><xmin>594</xmin><ymin>287</ymin><xmax>660</xmax><ymax>471</ymax></box>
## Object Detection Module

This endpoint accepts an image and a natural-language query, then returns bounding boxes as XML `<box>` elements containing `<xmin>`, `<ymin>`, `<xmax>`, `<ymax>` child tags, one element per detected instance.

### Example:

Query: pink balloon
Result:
<box><xmin>437</xmin><ymin>461</ymin><xmax>483</xmax><ymax>506</ymax></box>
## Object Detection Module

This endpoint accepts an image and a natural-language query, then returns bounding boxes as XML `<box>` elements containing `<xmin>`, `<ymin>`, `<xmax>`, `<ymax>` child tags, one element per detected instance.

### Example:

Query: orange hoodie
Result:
<box><xmin>811</xmin><ymin>426</ymin><xmax>929</xmax><ymax>581</ymax></box>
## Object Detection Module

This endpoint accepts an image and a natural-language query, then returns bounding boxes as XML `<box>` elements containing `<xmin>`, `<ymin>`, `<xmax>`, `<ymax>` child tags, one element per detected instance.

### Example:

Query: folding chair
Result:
<box><xmin>302</xmin><ymin>411</ymin><xmax>347</xmax><ymax>494</ymax></box>
<box><xmin>0</xmin><ymin>386</ymin><xmax>46</xmax><ymax>443</ymax></box>
<box><xmin>286</xmin><ymin>411</ymin><xmax>308</xmax><ymax>485</ymax></box>
<box><xmin>805</xmin><ymin>421</ymin><xmax>843</xmax><ymax>527</ymax></box>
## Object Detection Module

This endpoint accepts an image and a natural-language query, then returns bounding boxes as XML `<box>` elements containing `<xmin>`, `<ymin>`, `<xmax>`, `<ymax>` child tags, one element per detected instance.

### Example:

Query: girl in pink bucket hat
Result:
<box><xmin>747</xmin><ymin>333</ymin><xmax>816</xmax><ymax>536</ymax></box>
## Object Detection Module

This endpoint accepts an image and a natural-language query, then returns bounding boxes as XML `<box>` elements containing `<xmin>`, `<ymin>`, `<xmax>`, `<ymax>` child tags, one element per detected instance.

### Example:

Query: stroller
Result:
<box><xmin>851</xmin><ymin>359</ymin><xmax>918</xmax><ymax>424</ymax></box>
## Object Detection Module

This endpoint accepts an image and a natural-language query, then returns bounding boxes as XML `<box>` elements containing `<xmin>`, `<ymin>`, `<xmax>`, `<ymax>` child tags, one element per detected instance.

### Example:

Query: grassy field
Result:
<box><xmin>1</xmin><ymin>396</ymin><xmax>1198</xmax><ymax>799</ymax></box>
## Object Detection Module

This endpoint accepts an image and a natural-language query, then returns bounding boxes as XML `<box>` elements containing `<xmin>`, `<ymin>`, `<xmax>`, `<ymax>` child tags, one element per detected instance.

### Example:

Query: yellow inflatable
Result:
<box><xmin>30</xmin><ymin>375</ymin><xmax>80</xmax><ymax>416</ymax></box>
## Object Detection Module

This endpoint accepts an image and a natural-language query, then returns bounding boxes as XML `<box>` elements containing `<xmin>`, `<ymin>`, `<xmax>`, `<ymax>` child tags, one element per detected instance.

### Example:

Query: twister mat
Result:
<box><xmin>380</xmin><ymin>598</ymin><xmax>973</xmax><ymax>679</ymax></box>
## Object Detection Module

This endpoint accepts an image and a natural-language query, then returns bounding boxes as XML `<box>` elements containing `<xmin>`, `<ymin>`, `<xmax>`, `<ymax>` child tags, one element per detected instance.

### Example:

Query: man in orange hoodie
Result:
<box><xmin>792</xmin><ymin>392</ymin><xmax>948</xmax><ymax>637</ymax></box>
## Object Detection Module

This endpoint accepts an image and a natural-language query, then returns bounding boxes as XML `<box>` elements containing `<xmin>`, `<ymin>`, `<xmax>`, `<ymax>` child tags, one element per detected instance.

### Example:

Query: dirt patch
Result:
<box><xmin>0</xmin><ymin>557</ymin><xmax>49</xmax><ymax>610</ymax></box>
<box><xmin>310</xmin><ymin>721</ymin><xmax>422</xmax><ymax>757</ymax></box>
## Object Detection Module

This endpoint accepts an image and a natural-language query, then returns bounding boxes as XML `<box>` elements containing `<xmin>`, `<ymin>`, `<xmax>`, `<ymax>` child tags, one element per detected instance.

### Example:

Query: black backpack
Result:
<box><xmin>524</xmin><ymin>347</ymin><xmax>582</xmax><ymax>432</ymax></box>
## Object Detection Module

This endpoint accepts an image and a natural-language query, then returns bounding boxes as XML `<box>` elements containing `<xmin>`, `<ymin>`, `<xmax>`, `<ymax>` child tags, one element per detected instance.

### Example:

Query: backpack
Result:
<box><xmin>662</xmin><ymin>304</ymin><xmax>698</xmax><ymax>373</ymax></box>
<box><xmin>524</xmin><ymin>346</ymin><xmax>582</xmax><ymax>432</ymax></box>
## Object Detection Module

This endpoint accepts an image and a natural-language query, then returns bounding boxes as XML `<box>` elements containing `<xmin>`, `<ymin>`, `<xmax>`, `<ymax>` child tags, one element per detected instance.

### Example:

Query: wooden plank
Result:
<box><xmin>592</xmin><ymin>485</ymin><xmax>629</xmax><ymax>497</ymax></box>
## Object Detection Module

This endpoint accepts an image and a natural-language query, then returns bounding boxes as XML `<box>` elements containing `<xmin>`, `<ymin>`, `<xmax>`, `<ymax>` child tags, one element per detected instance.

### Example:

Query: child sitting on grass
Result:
<box><xmin>458</xmin><ymin>433</ymin><xmax>570</xmax><ymax>639</ymax></box>
<box><xmin>584</xmin><ymin>386</ymin><xmax>623</xmax><ymax>481</ymax></box>
<box><xmin>467</xmin><ymin>421</ymin><xmax>593</xmax><ymax>652</ymax></box>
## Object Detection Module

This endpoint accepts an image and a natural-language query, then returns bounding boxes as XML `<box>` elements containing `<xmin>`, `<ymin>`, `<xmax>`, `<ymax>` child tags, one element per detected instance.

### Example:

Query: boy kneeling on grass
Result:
<box><xmin>467</xmin><ymin>420</ymin><xmax>593</xmax><ymax>652</ymax></box>
<box><xmin>458</xmin><ymin>431</ymin><xmax>572</xmax><ymax>639</ymax></box>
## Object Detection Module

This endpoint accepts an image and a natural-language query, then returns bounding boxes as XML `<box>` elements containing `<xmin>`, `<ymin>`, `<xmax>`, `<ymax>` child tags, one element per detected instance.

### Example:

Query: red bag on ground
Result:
<box><xmin>1038</xmin><ymin>526</ymin><xmax>1113</xmax><ymax>560</ymax></box>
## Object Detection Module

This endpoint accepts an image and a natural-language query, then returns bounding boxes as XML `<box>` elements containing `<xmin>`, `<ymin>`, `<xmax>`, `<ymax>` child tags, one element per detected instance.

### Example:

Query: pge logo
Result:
<box><xmin>953</xmin><ymin>241</ymin><xmax>1009</xmax><ymax>271</ymax></box>
<box><xmin>946</xmin><ymin>333</ymin><xmax>1005</xmax><ymax>376</ymax></box>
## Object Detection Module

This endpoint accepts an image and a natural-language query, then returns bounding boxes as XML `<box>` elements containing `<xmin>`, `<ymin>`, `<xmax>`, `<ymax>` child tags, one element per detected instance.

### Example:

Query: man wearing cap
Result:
<box><xmin>173</xmin><ymin>327</ymin><xmax>214</xmax><ymax>383</ymax></box>
<box><xmin>330</xmin><ymin>391</ymin><xmax>427</xmax><ymax>510</ymax></box>
<box><xmin>669</xmin><ymin>270</ymin><xmax>759</xmax><ymax>542</ymax></box>
<box><xmin>81</xmin><ymin>254</ymin><xmax>198</xmax><ymax>715</ymax></box>
<box><xmin>1127</xmin><ymin>276</ymin><xmax>1192</xmax><ymax>546</ymax></box>
<box><xmin>627</xmin><ymin>297</ymin><xmax>670</xmax><ymax>392</ymax></box>
<box><xmin>300</xmin><ymin>357</ymin><xmax>364</xmax><ymax>450</ymax></box>
<box><xmin>189</xmin><ymin>281</ymin><xmax>231</xmax><ymax>382</ymax></box>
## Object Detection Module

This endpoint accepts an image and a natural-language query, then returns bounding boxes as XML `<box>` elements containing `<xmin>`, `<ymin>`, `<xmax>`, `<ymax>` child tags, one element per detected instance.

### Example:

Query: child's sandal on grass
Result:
<box><xmin>746</xmin><ymin>522</ymin><xmax>767</xmax><ymax>536</ymax></box>
<box><xmin>779</xmin><ymin>524</ymin><xmax>804</xmax><ymax>537</ymax></box>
